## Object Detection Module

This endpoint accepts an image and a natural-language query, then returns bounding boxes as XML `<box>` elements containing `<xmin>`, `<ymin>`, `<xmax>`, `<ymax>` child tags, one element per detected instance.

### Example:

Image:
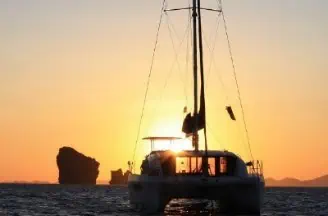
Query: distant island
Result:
<box><xmin>1</xmin><ymin>174</ymin><xmax>328</xmax><ymax>187</ymax></box>
<box><xmin>0</xmin><ymin>181</ymin><xmax>52</xmax><ymax>184</ymax></box>
<box><xmin>265</xmin><ymin>174</ymin><xmax>328</xmax><ymax>187</ymax></box>
<box><xmin>56</xmin><ymin>147</ymin><xmax>99</xmax><ymax>184</ymax></box>
<box><xmin>110</xmin><ymin>169</ymin><xmax>131</xmax><ymax>185</ymax></box>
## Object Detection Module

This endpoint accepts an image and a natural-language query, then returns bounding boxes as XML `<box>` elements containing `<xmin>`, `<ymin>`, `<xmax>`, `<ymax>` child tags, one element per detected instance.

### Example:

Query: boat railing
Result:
<box><xmin>247</xmin><ymin>160</ymin><xmax>263</xmax><ymax>177</ymax></box>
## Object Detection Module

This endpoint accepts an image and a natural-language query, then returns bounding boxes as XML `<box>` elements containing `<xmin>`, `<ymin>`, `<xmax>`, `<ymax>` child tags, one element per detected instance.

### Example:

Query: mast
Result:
<box><xmin>197</xmin><ymin>0</ymin><xmax>208</xmax><ymax>173</ymax></box>
<box><xmin>192</xmin><ymin>0</ymin><xmax>199</xmax><ymax>151</ymax></box>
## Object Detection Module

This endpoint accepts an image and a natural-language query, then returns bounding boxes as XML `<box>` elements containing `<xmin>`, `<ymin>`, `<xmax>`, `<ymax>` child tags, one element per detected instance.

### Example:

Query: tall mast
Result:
<box><xmin>197</xmin><ymin>0</ymin><xmax>209</xmax><ymax>174</ymax></box>
<box><xmin>192</xmin><ymin>0</ymin><xmax>199</xmax><ymax>151</ymax></box>
<box><xmin>197</xmin><ymin>0</ymin><xmax>207</xmax><ymax>156</ymax></box>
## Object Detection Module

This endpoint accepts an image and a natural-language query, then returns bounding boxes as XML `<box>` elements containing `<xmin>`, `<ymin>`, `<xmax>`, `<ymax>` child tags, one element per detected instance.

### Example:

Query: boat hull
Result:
<box><xmin>128</xmin><ymin>174</ymin><xmax>264</xmax><ymax>214</ymax></box>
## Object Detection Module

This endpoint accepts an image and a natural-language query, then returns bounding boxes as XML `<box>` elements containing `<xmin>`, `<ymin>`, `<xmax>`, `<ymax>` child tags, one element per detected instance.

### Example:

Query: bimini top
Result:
<box><xmin>175</xmin><ymin>150</ymin><xmax>239</xmax><ymax>158</ymax></box>
<box><xmin>142</xmin><ymin>136</ymin><xmax>182</xmax><ymax>141</ymax></box>
<box><xmin>151</xmin><ymin>150</ymin><xmax>241</xmax><ymax>159</ymax></box>
<box><xmin>143</xmin><ymin>137</ymin><xmax>184</xmax><ymax>151</ymax></box>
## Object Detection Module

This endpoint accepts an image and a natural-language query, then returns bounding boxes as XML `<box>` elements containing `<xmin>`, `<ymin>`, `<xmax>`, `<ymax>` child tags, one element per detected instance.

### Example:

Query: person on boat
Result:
<box><xmin>140</xmin><ymin>158</ymin><xmax>149</xmax><ymax>174</ymax></box>
<box><xmin>148</xmin><ymin>152</ymin><xmax>162</xmax><ymax>176</ymax></box>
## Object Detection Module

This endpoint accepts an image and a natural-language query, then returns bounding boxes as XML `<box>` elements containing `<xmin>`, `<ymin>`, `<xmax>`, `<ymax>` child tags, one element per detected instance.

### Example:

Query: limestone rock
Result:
<box><xmin>110</xmin><ymin>169</ymin><xmax>131</xmax><ymax>185</ymax></box>
<box><xmin>57</xmin><ymin>147</ymin><xmax>99</xmax><ymax>184</ymax></box>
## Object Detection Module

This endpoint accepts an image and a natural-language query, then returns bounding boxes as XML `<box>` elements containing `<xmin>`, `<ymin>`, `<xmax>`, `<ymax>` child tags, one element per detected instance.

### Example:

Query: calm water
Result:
<box><xmin>0</xmin><ymin>184</ymin><xmax>327</xmax><ymax>216</ymax></box>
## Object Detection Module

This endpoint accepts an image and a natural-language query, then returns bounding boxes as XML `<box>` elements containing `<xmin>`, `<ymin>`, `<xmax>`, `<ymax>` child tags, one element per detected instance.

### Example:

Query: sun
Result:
<box><xmin>170</xmin><ymin>139</ymin><xmax>193</xmax><ymax>152</ymax></box>
<box><xmin>150</xmin><ymin>120</ymin><xmax>182</xmax><ymax>138</ymax></box>
<box><xmin>147</xmin><ymin>138</ymin><xmax>193</xmax><ymax>152</ymax></box>
<box><xmin>144</xmin><ymin>118</ymin><xmax>194</xmax><ymax>152</ymax></box>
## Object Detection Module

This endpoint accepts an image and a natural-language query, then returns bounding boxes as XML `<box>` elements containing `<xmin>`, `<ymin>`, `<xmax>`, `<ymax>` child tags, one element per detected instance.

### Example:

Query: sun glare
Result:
<box><xmin>146</xmin><ymin>119</ymin><xmax>194</xmax><ymax>152</ymax></box>
<box><xmin>150</xmin><ymin>120</ymin><xmax>182</xmax><ymax>137</ymax></box>
<box><xmin>149</xmin><ymin>138</ymin><xmax>193</xmax><ymax>152</ymax></box>
<box><xmin>170</xmin><ymin>139</ymin><xmax>193</xmax><ymax>152</ymax></box>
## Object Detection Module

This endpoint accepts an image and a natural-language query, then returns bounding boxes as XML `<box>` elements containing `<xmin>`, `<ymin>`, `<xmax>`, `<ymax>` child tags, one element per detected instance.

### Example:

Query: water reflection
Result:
<box><xmin>136</xmin><ymin>199</ymin><xmax>261</xmax><ymax>216</ymax></box>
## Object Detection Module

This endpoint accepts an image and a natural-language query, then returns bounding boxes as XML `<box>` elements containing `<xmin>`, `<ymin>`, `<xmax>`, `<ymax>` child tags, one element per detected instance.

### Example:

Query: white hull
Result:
<box><xmin>128</xmin><ymin>174</ymin><xmax>265</xmax><ymax>214</ymax></box>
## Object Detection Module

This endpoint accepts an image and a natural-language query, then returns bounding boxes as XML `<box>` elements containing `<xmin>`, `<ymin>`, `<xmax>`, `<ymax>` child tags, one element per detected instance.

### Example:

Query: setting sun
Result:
<box><xmin>1</xmin><ymin>0</ymin><xmax>328</xmax><ymax>215</ymax></box>
<box><xmin>141</xmin><ymin>117</ymin><xmax>194</xmax><ymax>152</ymax></box>
<box><xmin>143</xmin><ymin>136</ymin><xmax>193</xmax><ymax>153</ymax></box>
<box><xmin>149</xmin><ymin>118</ymin><xmax>184</xmax><ymax>138</ymax></box>
<box><xmin>169</xmin><ymin>139</ymin><xmax>193</xmax><ymax>153</ymax></box>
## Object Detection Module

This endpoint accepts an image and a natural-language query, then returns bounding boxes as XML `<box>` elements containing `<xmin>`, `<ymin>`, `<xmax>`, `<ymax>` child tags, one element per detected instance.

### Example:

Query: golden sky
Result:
<box><xmin>1</xmin><ymin>0</ymin><xmax>328</xmax><ymax>182</ymax></box>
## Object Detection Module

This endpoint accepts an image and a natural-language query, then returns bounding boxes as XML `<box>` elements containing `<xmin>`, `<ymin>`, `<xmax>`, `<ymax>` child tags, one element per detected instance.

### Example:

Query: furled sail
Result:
<box><xmin>182</xmin><ymin>82</ymin><xmax>206</xmax><ymax>136</ymax></box>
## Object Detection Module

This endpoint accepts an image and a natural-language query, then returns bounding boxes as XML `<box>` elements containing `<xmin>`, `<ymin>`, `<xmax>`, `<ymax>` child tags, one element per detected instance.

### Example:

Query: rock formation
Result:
<box><xmin>56</xmin><ymin>147</ymin><xmax>99</xmax><ymax>184</ymax></box>
<box><xmin>265</xmin><ymin>174</ymin><xmax>328</xmax><ymax>187</ymax></box>
<box><xmin>110</xmin><ymin>169</ymin><xmax>131</xmax><ymax>185</ymax></box>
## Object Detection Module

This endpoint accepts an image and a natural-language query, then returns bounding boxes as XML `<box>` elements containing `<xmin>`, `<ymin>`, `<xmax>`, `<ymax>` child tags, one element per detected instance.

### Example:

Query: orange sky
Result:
<box><xmin>1</xmin><ymin>0</ymin><xmax>328</xmax><ymax>182</ymax></box>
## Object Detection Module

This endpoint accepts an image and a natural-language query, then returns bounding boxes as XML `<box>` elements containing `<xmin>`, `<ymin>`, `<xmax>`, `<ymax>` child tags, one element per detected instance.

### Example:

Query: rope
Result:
<box><xmin>202</xmin><ymin>12</ymin><xmax>226</xmax><ymax>97</ymax></box>
<box><xmin>165</xmin><ymin>13</ymin><xmax>191</xmax><ymax>103</ymax></box>
<box><xmin>220</xmin><ymin>1</ymin><xmax>254</xmax><ymax>161</ymax></box>
<box><xmin>204</xmin><ymin>12</ymin><xmax>221</xmax><ymax>89</ymax></box>
<box><xmin>185</xmin><ymin>4</ymin><xmax>192</xmax><ymax>106</ymax></box>
<box><xmin>207</xmin><ymin>123</ymin><xmax>224</xmax><ymax>150</ymax></box>
<box><xmin>150</xmin><ymin>13</ymin><xmax>191</xmax><ymax>119</ymax></box>
<box><xmin>132</xmin><ymin>0</ymin><xmax>167</xmax><ymax>171</ymax></box>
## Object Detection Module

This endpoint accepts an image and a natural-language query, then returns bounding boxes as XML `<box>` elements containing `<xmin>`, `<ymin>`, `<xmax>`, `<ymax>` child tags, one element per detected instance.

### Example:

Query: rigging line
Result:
<box><xmin>206</xmin><ymin>123</ymin><xmax>224</xmax><ymax>150</ymax></box>
<box><xmin>202</xmin><ymin>17</ymin><xmax>229</xmax><ymax>104</ymax></box>
<box><xmin>218</xmin><ymin>0</ymin><xmax>251</xmax><ymax>163</ymax></box>
<box><xmin>159</xmin><ymin>13</ymin><xmax>191</xmax><ymax>102</ymax></box>
<box><xmin>216</xmin><ymin>0</ymin><xmax>221</xmax><ymax>10</ymax></box>
<box><xmin>165</xmin><ymin>13</ymin><xmax>190</xmax><ymax>103</ymax></box>
<box><xmin>185</xmin><ymin>2</ymin><xmax>192</xmax><ymax>105</ymax></box>
<box><xmin>150</xmin><ymin>13</ymin><xmax>192</xmax><ymax>120</ymax></box>
<box><xmin>235</xmin><ymin>116</ymin><xmax>251</xmax><ymax>160</ymax></box>
<box><xmin>132</xmin><ymin>0</ymin><xmax>167</xmax><ymax>169</ymax></box>
<box><xmin>203</xmin><ymin>12</ymin><xmax>221</xmax><ymax>90</ymax></box>
<box><xmin>185</xmin><ymin>0</ymin><xmax>193</xmax><ymax>108</ymax></box>
<box><xmin>220</xmin><ymin>3</ymin><xmax>254</xmax><ymax>161</ymax></box>
<box><xmin>210</xmin><ymin>52</ymin><xmax>229</xmax><ymax>103</ymax></box>
<box><xmin>205</xmin><ymin>0</ymin><xmax>229</xmax><ymax>103</ymax></box>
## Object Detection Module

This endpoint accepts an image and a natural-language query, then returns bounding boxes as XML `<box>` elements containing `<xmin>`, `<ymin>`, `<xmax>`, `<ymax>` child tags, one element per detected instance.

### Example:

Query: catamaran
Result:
<box><xmin>128</xmin><ymin>0</ymin><xmax>264</xmax><ymax>213</ymax></box>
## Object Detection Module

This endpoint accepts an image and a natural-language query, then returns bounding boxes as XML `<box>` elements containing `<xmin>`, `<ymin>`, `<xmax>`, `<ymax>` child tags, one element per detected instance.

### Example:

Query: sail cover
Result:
<box><xmin>182</xmin><ymin>87</ymin><xmax>205</xmax><ymax>135</ymax></box>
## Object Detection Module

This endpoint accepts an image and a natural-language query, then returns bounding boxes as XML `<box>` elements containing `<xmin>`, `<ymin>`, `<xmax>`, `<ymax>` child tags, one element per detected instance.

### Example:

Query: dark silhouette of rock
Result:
<box><xmin>265</xmin><ymin>174</ymin><xmax>328</xmax><ymax>187</ymax></box>
<box><xmin>110</xmin><ymin>169</ymin><xmax>131</xmax><ymax>185</ymax></box>
<box><xmin>56</xmin><ymin>147</ymin><xmax>99</xmax><ymax>184</ymax></box>
<box><xmin>304</xmin><ymin>174</ymin><xmax>328</xmax><ymax>187</ymax></box>
<box><xmin>265</xmin><ymin>177</ymin><xmax>302</xmax><ymax>187</ymax></box>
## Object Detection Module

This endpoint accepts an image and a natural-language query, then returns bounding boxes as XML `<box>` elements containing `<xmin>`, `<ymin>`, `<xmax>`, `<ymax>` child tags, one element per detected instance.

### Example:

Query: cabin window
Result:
<box><xmin>161</xmin><ymin>154</ymin><xmax>176</xmax><ymax>176</ymax></box>
<box><xmin>208</xmin><ymin>157</ymin><xmax>216</xmax><ymax>176</ymax></box>
<box><xmin>176</xmin><ymin>157</ymin><xmax>190</xmax><ymax>174</ymax></box>
<box><xmin>220</xmin><ymin>157</ymin><xmax>227</xmax><ymax>174</ymax></box>
<box><xmin>191</xmin><ymin>157</ymin><xmax>202</xmax><ymax>173</ymax></box>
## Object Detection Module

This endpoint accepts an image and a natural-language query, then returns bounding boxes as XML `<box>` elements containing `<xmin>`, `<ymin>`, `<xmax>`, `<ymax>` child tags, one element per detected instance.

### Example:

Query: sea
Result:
<box><xmin>0</xmin><ymin>184</ymin><xmax>327</xmax><ymax>216</ymax></box>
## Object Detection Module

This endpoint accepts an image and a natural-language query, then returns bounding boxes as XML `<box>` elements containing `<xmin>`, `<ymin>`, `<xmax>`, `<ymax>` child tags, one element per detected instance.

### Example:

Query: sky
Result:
<box><xmin>1</xmin><ymin>0</ymin><xmax>328</xmax><ymax>182</ymax></box>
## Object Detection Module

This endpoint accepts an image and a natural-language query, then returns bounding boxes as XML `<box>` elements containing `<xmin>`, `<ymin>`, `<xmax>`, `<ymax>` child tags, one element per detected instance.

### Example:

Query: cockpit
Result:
<box><xmin>140</xmin><ymin>137</ymin><xmax>240</xmax><ymax>177</ymax></box>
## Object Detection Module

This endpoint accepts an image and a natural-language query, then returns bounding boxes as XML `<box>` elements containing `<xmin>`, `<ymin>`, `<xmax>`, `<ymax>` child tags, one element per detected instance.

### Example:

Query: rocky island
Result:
<box><xmin>110</xmin><ymin>168</ymin><xmax>131</xmax><ymax>185</ymax></box>
<box><xmin>56</xmin><ymin>147</ymin><xmax>99</xmax><ymax>184</ymax></box>
<box><xmin>265</xmin><ymin>174</ymin><xmax>328</xmax><ymax>187</ymax></box>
